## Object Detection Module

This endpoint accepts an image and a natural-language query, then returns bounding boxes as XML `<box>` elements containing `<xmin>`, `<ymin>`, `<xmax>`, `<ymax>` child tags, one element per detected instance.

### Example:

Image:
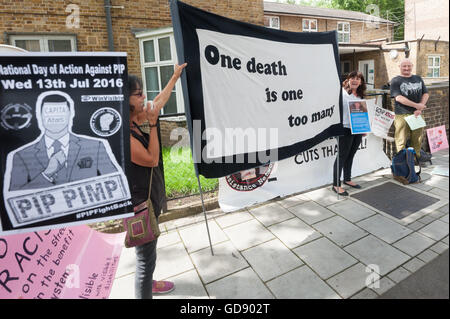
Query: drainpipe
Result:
<box><xmin>104</xmin><ymin>0</ymin><xmax>114</xmax><ymax>51</ymax></box>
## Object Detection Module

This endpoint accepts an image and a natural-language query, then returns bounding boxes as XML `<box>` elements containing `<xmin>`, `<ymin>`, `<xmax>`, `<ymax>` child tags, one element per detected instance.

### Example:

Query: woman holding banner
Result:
<box><xmin>127</xmin><ymin>63</ymin><xmax>187</xmax><ymax>299</ymax></box>
<box><xmin>332</xmin><ymin>71</ymin><xmax>366</xmax><ymax>196</ymax></box>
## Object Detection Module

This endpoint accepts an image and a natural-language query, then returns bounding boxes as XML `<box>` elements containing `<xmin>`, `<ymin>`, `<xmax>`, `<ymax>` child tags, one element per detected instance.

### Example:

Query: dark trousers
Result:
<box><xmin>135</xmin><ymin>238</ymin><xmax>158</xmax><ymax>299</ymax></box>
<box><xmin>333</xmin><ymin>129</ymin><xmax>363</xmax><ymax>187</ymax></box>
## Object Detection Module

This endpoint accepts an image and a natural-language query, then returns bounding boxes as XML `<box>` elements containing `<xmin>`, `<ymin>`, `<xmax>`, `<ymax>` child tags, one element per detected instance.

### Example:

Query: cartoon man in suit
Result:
<box><xmin>6</xmin><ymin>90</ymin><xmax>122</xmax><ymax>191</ymax></box>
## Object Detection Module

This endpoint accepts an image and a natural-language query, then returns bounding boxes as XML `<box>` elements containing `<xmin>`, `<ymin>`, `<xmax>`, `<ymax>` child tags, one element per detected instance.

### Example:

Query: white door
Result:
<box><xmin>358</xmin><ymin>60</ymin><xmax>375</xmax><ymax>89</ymax></box>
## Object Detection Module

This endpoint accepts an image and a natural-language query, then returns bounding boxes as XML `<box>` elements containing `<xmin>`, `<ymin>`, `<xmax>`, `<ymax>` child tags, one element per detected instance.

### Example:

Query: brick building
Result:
<box><xmin>264</xmin><ymin>1</ymin><xmax>449</xmax><ymax>89</ymax></box>
<box><xmin>1</xmin><ymin>0</ymin><xmax>447</xmax><ymax>148</ymax></box>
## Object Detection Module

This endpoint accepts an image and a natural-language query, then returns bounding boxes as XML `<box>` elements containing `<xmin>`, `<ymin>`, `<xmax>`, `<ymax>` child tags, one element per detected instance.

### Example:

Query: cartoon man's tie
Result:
<box><xmin>52</xmin><ymin>140</ymin><xmax>67</xmax><ymax>183</ymax></box>
<box><xmin>52</xmin><ymin>140</ymin><xmax>62</xmax><ymax>156</ymax></box>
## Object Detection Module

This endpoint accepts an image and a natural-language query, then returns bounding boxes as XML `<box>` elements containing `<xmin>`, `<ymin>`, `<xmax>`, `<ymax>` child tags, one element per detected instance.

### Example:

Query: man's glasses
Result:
<box><xmin>131</xmin><ymin>91</ymin><xmax>144</xmax><ymax>97</ymax></box>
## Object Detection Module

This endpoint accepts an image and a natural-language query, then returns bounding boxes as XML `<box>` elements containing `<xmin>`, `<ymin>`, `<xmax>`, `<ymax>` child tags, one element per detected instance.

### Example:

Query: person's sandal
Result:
<box><xmin>152</xmin><ymin>280</ymin><xmax>175</xmax><ymax>294</ymax></box>
<box><xmin>331</xmin><ymin>186</ymin><xmax>349</xmax><ymax>196</ymax></box>
<box><xmin>343</xmin><ymin>181</ymin><xmax>361</xmax><ymax>189</ymax></box>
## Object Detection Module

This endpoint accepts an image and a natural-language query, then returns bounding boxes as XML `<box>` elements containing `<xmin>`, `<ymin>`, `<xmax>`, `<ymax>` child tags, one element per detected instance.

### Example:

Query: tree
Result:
<box><xmin>275</xmin><ymin>0</ymin><xmax>405</xmax><ymax>40</ymax></box>
<box><xmin>329</xmin><ymin>0</ymin><xmax>405</xmax><ymax>40</ymax></box>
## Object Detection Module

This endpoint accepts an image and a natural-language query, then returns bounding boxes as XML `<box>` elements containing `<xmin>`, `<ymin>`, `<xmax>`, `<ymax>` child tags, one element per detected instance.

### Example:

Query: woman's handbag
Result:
<box><xmin>123</xmin><ymin>168</ymin><xmax>161</xmax><ymax>248</ymax></box>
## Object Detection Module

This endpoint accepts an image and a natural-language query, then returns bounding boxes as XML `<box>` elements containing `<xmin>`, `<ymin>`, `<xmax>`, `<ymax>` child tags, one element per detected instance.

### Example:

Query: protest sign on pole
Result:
<box><xmin>371</xmin><ymin>104</ymin><xmax>395</xmax><ymax>141</ymax></box>
<box><xmin>0</xmin><ymin>225</ymin><xmax>124</xmax><ymax>299</ymax></box>
<box><xmin>0</xmin><ymin>53</ymin><xmax>133</xmax><ymax>234</ymax></box>
<box><xmin>170</xmin><ymin>0</ymin><xmax>345</xmax><ymax>178</ymax></box>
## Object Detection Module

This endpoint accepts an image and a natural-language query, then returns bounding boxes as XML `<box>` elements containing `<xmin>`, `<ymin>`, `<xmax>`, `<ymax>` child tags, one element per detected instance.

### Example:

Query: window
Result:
<box><xmin>138</xmin><ymin>29</ymin><xmax>184</xmax><ymax>116</ymax></box>
<box><xmin>302</xmin><ymin>19</ymin><xmax>317</xmax><ymax>32</ymax></box>
<box><xmin>427</xmin><ymin>56</ymin><xmax>440</xmax><ymax>78</ymax></box>
<box><xmin>341</xmin><ymin>61</ymin><xmax>351</xmax><ymax>75</ymax></box>
<box><xmin>264</xmin><ymin>16</ymin><xmax>280</xmax><ymax>29</ymax></box>
<box><xmin>10</xmin><ymin>35</ymin><xmax>76</xmax><ymax>52</ymax></box>
<box><xmin>337</xmin><ymin>22</ymin><xmax>350</xmax><ymax>43</ymax></box>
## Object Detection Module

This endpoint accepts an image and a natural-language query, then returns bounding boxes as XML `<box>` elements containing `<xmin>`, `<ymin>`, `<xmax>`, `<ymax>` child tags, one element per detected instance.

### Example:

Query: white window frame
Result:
<box><xmin>302</xmin><ymin>19</ymin><xmax>318</xmax><ymax>32</ymax></box>
<box><xmin>264</xmin><ymin>15</ymin><xmax>280</xmax><ymax>29</ymax></box>
<box><xmin>427</xmin><ymin>55</ymin><xmax>441</xmax><ymax>78</ymax></box>
<box><xmin>9</xmin><ymin>34</ymin><xmax>76</xmax><ymax>52</ymax></box>
<box><xmin>337</xmin><ymin>22</ymin><xmax>350</xmax><ymax>43</ymax></box>
<box><xmin>136</xmin><ymin>27</ymin><xmax>185</xmax><ymax>118</ymax></box>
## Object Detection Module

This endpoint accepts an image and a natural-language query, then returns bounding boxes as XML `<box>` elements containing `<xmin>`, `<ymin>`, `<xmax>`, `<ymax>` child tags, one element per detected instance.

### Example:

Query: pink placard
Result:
<box><xmin>0</xmin><ymin>225</ymin><xmax>125</xmax><ymax>299</ymax></box>
<box><xmin>427</xmin><ymin>125</ymin><xmax>449</xmax><ymax>153</ymax></box>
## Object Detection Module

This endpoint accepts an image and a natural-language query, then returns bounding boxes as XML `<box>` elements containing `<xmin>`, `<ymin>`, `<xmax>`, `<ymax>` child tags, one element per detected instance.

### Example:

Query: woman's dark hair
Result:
<box><xmin>343</xmin><ymin>71</ymin><xmax>366</xmax><ymax>99</ymax></box>
<box><xmin>128</xmin><ymin>74</ymin><xmax>143</xmax><ymax>112</ymax></box>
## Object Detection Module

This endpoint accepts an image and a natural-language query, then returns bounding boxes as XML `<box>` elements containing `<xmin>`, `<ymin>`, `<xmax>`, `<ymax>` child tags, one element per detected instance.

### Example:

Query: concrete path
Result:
<box><xmin>110</xmin><ymin>150</ymin><xmax>449</xmax><ymax>299</ymax></box>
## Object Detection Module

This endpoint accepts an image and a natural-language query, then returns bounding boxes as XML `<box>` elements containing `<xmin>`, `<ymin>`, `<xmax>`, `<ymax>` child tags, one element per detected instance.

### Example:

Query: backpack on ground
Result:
<box><xmin>391</xmin><ymin>147</ymin><xmax>421</xmax><ymax>184</ymax></box>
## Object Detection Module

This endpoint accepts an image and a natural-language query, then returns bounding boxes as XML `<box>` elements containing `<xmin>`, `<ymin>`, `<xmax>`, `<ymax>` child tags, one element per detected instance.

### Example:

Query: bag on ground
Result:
<box><xmin>391</xmin><ymin>147</ymin><xmax>421</xmax><ymax>184</ymax></box>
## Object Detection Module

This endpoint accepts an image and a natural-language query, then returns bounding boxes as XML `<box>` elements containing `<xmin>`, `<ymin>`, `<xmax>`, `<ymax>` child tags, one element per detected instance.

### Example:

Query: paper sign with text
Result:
<box><xmin>0</xmin><ymin>225</ymin><xmax>124</xmax><ymax>299</ymax></box>
<box><xmin>0</xmin><ymin>53</ymin><xmax>133</xmax><ymax>234</ymax></box>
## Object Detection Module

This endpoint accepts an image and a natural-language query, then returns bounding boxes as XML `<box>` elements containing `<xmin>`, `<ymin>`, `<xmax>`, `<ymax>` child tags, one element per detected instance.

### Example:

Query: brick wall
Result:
<box><xmin>1</xmin><ymin>0</ymin><xmax>264</xmax><ymax>75</ymax></box>
<box><xmin>277</xmin><ymin>15</ymin><xmax>393</xmax><ymax>43</ymax></box>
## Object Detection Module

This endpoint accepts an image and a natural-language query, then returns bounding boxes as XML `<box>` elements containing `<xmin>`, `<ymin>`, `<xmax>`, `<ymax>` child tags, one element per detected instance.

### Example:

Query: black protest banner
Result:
<box><xmin>170</xmin><ymin>0</ymin><xmax>345</xmax><ymax>178</ymax></box>
<box><xmin>0</xmin><ymin>53</ymin><xmax>132</xmax><ymax>234</ymax></box>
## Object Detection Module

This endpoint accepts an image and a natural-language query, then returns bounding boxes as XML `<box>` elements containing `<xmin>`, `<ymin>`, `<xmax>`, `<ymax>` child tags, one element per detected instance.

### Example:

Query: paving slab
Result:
<box><xmin>393</xmin><ymin>232</ymin><xmax>436</xmax><ymax>257</ymax></box>
<box><xmin>241</xmin><ymin>239</ymin><xmax>303</xmax><ymax>282</ymax></box>
<box><xmin>418</xmin><ymin>220</ymin><xmax>449</xmax><ymax>241</ymax></box>
<box><xmin>403</xmin><ymin>258</ymin><xmax>426</xmax><ymax>273</ymax></box>
<box><xmin>407</xmin><ymin>220</ymin><xmax>426</xmax><ymax>231</ymax></box>
<box><xmin>189</xmin><ymin>241</ymin><xmax>248</xmax><ymax>284</ymax></box>
<box><xmin>206</xmin><ymin>268</ymin><xmax>274</xmax><ymax>299</ymax></box>
<box><xmin>287</xmin><ymin>201</ymin><xmax>335</xmax><ymax>225</ymax></box>
<box><xmin>214</xmin><ymin>210</ymin><xmax>255</xmax><ymax>229</ymax></box>
<box><xmin>356</xmin><ymin>214</ymin><xmax>412</xmax><ymax>244</ymax></box>
<box><xmin>268</xmin><ymin>217</ymin><xmax>321</xmax><ymax>249</ymax></box>
<box><xmin>371</xmin><ymin>277</ymin><xmax>396</xmax><ymax>295</ymax></box>
<box><xmin>344</xmin><ymin>235</ymin><xmax>410</xmax><ymax>276</ymax></box>
<box><xmin>326</xmin><ymin>263</ymin><xmax>370</xmax><ymax>299</ymax></box>
<box><xmin>267</xmin><ymin>266</ymin><xmax>340</xmax><ymax>299</ymax></box>
<box><xmin>109</xmin><ymin>273</ymin><xmax>134</xmax><ymax>299</ymax></box>
<box><xmin>387</xmin><ymin>267</ymin><xmax>411</xmax><ymax>283</ymax></box>
<box><xmin>153</xmin><ymin>242</ymin><xmax>194</xmax><ymax>280</ymax></box>
<box><xmin>293</xmin><ymin>237</ymin><xmax>357</xmax><ymax>280</ymax></box>
<box><xmin>314</xmin><ymin>215</ymin><xmax>368</xmax><ymax>247</ymax></box>
<box><xmin>350</xmin><ymin>288</ymin><xmax>379</xmax><ymax>299</ymax></box>
<box><xmin>277</xmin><ymin>193</ymin><xmax>309</xmax><ymax>208</ymax></box>
<box><xmin>430</xmin><ymin>242</ymin><xmax>449</xmax><ymax>254</ymax></box>
<box><xmin>223</xmin><ymin>219</ymin><xmax>275</xmax><ymax>251</ymax></box>
<box><xmin>417</xmin><ymin>249</ymin><xmax>439</xmax><ymax>263</ymax></box>
<box><xmin>157</xmin><ymin>230</ymin><xmax>182</xmax><ymax>249</ymax></box>
<box><xmin>178</xmin><ymin>220</ymin><xmax>228</xmax><ymax>253</ymax></box>
<box><xmin>327</xmin><ymin>200</ymin><xmax>376</xmax><ymax>223</ymax></box>
<box><xmin>248</xmin><ymin>202</ymin><xmax>295</xmax><ymax>227</ymax></box>
<box><xmin>303</xmin><ymin>187</ymin><xmax>347</xmax><ymax>207</ymax></box>
<box><xmin>154</xmin><ymin>269</ymin><xmax>209</xmax><ymax>299</ymax></box>
<box><xmin>429</xmin><ymin>187</ymin><xmax>449</xmax><ymax>199</ymax></box>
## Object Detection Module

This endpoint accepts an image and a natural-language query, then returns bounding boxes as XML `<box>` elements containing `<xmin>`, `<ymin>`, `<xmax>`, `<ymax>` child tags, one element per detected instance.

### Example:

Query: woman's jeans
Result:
<box><xmin>333</xmin><ymin>130</ymin><xmax>363</xmax><ymax>187</ymax></box>
<box><xmin>135</xmin><ymin>238</ymin><xmax>158</xmax><ymax>299</ymax></box>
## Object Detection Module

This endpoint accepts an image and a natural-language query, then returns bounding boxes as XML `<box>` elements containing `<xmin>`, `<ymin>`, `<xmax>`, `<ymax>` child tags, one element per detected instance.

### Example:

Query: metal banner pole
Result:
<box><xmin>196</xmin><ymin>174</ymin><xmax>214</xmax><ymax>256</ymax></box>
<box><xmin>336</xmin><ymin>136</ymin><xmax>340</xmax><ymax>200</ymax></box>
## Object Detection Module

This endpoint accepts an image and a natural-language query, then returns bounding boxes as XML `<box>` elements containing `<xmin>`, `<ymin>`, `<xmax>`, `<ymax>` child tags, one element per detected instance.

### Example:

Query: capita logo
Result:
<box><xmin>1</xmin><ymin>103</ymin><xmax>33</xmax><ymax>130</ymax></box>
<box><xmin>226</xmin><ymin>163</ymin><xmax>275</xmax><ymax>192</ymax></box>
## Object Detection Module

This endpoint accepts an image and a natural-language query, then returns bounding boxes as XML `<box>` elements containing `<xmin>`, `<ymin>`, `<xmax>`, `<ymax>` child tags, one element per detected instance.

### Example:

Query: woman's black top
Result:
<box><xmin>129</xmin><ymin>125</ymin><xmax>165</xmax><ymax>218</ymax></box>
